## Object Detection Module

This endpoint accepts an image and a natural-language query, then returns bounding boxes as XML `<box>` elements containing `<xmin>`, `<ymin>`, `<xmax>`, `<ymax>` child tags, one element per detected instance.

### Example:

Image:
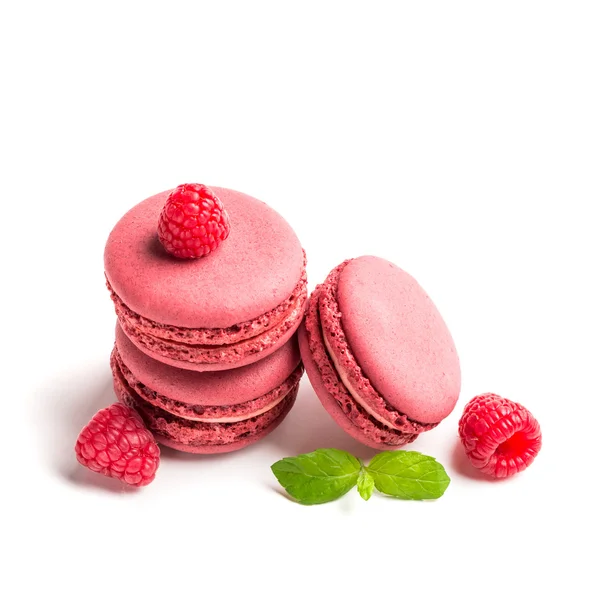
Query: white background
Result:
<box><xmin>2</xmin><ymin>2</ymin><xmax>599</xmax><ymax>599</ymax></box>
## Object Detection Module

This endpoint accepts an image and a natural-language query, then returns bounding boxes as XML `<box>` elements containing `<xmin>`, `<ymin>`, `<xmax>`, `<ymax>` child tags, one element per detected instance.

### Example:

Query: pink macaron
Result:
<box><xmin>111</xmin><ymin>324</ymin><xmax>303</xmax><ymax>453</ymax></box>
<box><xmin>105</xmin><ymin>186</ymin><xmax>307</xmax><ymax>371</ymax></box>
<box><xmin>299</xmin><ymin>256</ymin><xmax>461</xmax><ymax>450</ymax></box>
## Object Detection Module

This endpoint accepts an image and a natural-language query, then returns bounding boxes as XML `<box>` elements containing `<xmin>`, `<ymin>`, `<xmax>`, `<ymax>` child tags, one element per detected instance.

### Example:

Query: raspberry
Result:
<box><xmin>75</xmin><ymin>403</ymin><xmax>160</xmax><ymax>486</ymax></box>
<box><xmin>458</xmin><ymin>393</ymin><xmax>542</xmax><ymax>479</ymax></box>
<box><xmin>158</xmin><ymin>183</ymin><xmax>230</xmax><ymax>259</ymax></box>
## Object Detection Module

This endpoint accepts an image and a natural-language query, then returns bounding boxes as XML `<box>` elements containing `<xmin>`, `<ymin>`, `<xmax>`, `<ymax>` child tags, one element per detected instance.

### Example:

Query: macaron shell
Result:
<box><xmin>153</xmin><ymin>389</ymin><xmax>297</xmax><ymax>455</ymax></box>
<box><xmin>109</xmin><ymin>271</ymin><xmax>306</xmax><ymax>347</ymax></box>
<box><xmin>122</xmin><ymin>308</ymin><xmax>302</xmax><ymax>372</ymax></box>
<box><xmin>298</xmin><ymin>323</ymin><xmax>405</xmax><ymax>450</ymax></box>
<box><xmin>104</xmin><ymin>187</ymin><xmax>304</xmax><ymax>329</ymax></box>
<box><xmin>115</xmin><ymin>322</ymin><xmax>301</xmax><ymax>405</ymax></box>
<box><xmin>336</xmin><ymin>256</ymin><xmax>461</xmax><ymax>423</ymax></box>
<box><xmin>114</xmin><ymin>366</ymin><xmax>299</xmax><ymax>454</ymax></box>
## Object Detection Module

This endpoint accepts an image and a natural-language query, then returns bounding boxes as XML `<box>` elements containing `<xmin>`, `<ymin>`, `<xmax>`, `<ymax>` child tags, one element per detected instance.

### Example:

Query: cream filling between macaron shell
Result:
<box><xmin>322</xmin><ymin>334</ymin><xmax>403</xmax><ymax>431</ymax></box>
<box><xmin>174</xmin><ymin>390</ymin><xmax>289</xmax><ymax>423</ymax></box>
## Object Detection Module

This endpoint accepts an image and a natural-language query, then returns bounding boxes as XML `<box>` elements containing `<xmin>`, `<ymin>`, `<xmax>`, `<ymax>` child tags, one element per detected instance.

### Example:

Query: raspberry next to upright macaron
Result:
<box><xmin>111</xmin><ymin>324</ymin><xmax>303</xmax><ymax>454</ymax></box>
<box><xmin>75</xmin><ymin>403</ymin><xmax>160</xmax><ymax>486</ymax></box>
<box><xmin>299</xmin><ymin>256</ymin><xmax>461</xmax><ymax>450</ymax></box>
<box><xmin>459</xmin><ymin>393</ymin><xmax>542</xmax><ymax>478</ymax></box>
<box><xmin>104</xmin><ymin>185</ymin><xmax>307</xmax><ymax>371</ymax></box>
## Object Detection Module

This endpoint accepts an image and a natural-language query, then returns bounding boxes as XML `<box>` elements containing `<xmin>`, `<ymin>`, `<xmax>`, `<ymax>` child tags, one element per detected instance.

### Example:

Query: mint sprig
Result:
<box><xmin>271</xmin><ymin>449</ymin><xmax>449</xmax><ymax>505</ymax></box>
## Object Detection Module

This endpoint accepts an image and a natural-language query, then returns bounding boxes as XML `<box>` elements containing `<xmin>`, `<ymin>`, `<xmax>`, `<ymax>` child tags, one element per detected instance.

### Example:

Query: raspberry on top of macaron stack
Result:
<box><xmin>299</xmin><ymin>256</ymin><xmax>461</xmax><ymax>450</ymax></box>
<box><xmin>105</xmin><ymin>184</ymin><xmax>307</xmax><ymax>372</ymax></box>
<box><xmin>102</xmin><ymin>183</ymin><xmax>306</xmax><ymax>454</ymax></box>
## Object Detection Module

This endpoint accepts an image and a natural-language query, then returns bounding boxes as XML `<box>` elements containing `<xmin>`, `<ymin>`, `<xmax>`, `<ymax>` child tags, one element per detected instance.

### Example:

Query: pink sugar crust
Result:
<box><xmin>120</xmin><ymin>296</ymin><xmax>304</xmax><ymax>371</ymax></box>
<box><xmin>104</xmin><ymin>187</ymin><xmax>305</xmax><ymax>329</ymax></box>
<box><xmin>337</xmin><ymin>256</ymin><xmax>461</xmax><ymax>423</ymax></box>
<box><xmin>115</xmin><ymin>323</ymin><xmax>301</xmax><ymax>407</ymax></box>
<box><xmin>301</xmin><ymin>288</ymin><xmax>419</xmax><ymax>448</ymax></box>
<box><xmin>298</xmin><ymin>322</ymin><xmax>413</xmax><ymax>450</ymax></box>
<box><xmin>113</xmin><ymin>362</ymin><xmax>299</xmax><ymax>454</ymax></box>
<box><xmin>319</xmin><ymin>262</ymin><xmax>436</xmax><ymax>434</ymax></box>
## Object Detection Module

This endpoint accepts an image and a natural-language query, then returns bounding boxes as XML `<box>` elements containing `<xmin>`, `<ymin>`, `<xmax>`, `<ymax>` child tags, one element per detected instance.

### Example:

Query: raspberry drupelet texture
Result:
<box><xmin>158</xmin><ymin>183</ymin><xmax>231</xmax><ymax>259</ymax></box>
<box><xmin>458</xmin><ymin>393</ymin><xmax>542</xmax><ymax>478</ymax></box>
<box><xmin>75</xmin><ymin>403</ymin><xmax>160</xmax><ymax>486</ymax></box>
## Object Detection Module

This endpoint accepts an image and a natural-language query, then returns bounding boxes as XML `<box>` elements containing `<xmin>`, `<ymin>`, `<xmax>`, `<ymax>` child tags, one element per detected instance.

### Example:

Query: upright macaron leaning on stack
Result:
<box><xmin>299</xmin><ymin>256</ymin><xmax>462</xmax><ymax>449</ymax></box>
<box><xmin>75</xmin><ymin>184</ymin><xmax>307</xmax><ymax>484</ymax></box>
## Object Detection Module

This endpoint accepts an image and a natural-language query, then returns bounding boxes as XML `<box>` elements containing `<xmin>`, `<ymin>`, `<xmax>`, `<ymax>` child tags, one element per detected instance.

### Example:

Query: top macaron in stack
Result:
<box><xmin>104</xmin><ymin>184</ymin><xmax>307</xmax><ymax>453</ymax></box>
<box><xmin>105</xmin><ymin>186</ymin><xmax>307</xmax><ymax>371</ymax></box>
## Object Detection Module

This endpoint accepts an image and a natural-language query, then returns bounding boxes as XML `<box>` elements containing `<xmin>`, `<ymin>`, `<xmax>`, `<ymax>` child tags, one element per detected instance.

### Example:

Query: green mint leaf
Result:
<box><xmin>366</xmin><ymin>451</ymin><xmax>450</xmax><ymax>500</ymax></box>
<box><xmin>271</xmin><ymin>448</ymin><xmax>361</xmax><ymax>505</ymax></box>
<box><xmin>357</xmin><ymin>469</ymin><xmax>374</xmax><ymax>501</ymax></box>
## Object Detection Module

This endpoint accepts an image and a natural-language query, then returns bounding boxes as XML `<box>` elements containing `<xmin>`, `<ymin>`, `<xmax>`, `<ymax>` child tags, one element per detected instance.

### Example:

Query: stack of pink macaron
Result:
<box><xmin>104</xmin><ymin>183</ymin><xmax>463</xmax><ymax>456</ymax></box>
<box><xmin>104</xmin><ymin>185</ymin><xmax>307</xmax><ymax>453</ymax></box>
